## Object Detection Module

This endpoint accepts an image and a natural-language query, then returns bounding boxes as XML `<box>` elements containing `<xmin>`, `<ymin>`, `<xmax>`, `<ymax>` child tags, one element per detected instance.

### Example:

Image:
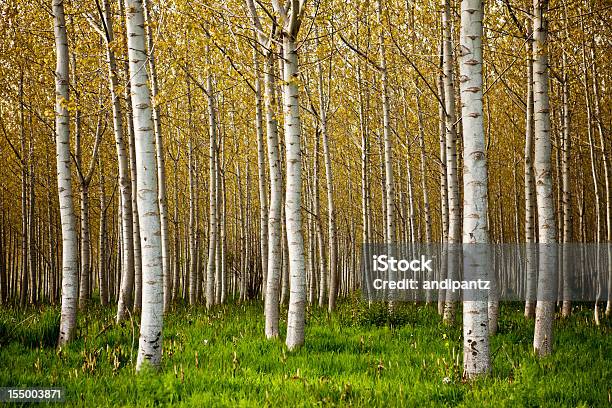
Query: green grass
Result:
<box><xmin>0</xmin><ymin>298</ymin><xmax>610</xmax><ymax>407</ymax></box>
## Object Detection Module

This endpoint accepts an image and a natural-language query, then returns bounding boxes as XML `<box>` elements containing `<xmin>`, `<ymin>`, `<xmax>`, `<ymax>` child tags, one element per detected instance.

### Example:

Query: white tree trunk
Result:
<box><xmin>100</xmin><ymin>0</ymin><xmax>136</xmax><ymax>323</ymax></box>
<box><xmin>252</xmin><ymin>48</ymin><xmax>269</xmax><ymax>302</ymax></box>
<box><xmin>532</xmin><ymin>0</ymin><xmax>557</xmax><ymax>357</ymax></box>
<box><xmin>244</xmin><ymin>0</ymin><xmax>283</xmax><ymax>337</ymax></box>
<box><xmin>117</xmin><ymin>0</ymin><xmax>143</xmax><ymax>314</ymax></box>
<box><xmin>314</xmin><ymin>132</ymin><xmax>328</xmax><ymax>308</ymax></box>
<box><xmin>315</xmin><ymin>33</ymin><xmax>338</xmax><ymax>312</ymax></box>
<box><xmin>205</xmin><ymin>69</ymin><xmax>218</xmax><ymax>309</ymax></box>
<box><xmin>71</xmin><ymin>52</ymin><xmax>89</xmax><ymax>308</ymax></box>
<box><xmin>124</xmin><ymin>0</ymin><xmax>163</xmax><ymax>370</ymax></box>
<box><xmin>19</xmin><ymin>74</ymin><xmax>28</xmax><ymax>308</ymax></box>
<box><xmin>357</xmin><ymin>58</ymin><xmax>372</xmax><ymax>302</ymax></box>
<box><xmin>215</xmin><ymin>137</ymin><xmax>222</xmax><ymax>304</ymax></box>
<box><xmin>263</xmin><ymin>46</ymin><xmax>283</xmax><ymax>337</ymax></box>
<box><xmin>172</xmin><ymin>155</ymin><xmax>180</xmax><ymax>301</ymax></box>
<box><xmin>437</xmin><ymin>71</ymin><xmax>448</xmax><ymax>315</ymax></box>
<box><xmin>54</xmin><ymin>0</ymin><xmax>79</xmax><ymax>346</ymax></box>
<box><xmin>186</xmin><ymin>77</ymin><xmax>198</xmax><ymax>305</ymax></box>
<box><xmin>524</xmin><ymin>21</ymin><xmax>537</xmax><ymax>319</ymax></box>
<box><xmin>459</xmin><ymin>0</ymin><xmax>491</xmax><ymax>379</ymax></box>
<box><xmin>143</xmin><ymin>0</ymin><xmax>170</xmax><ymax>314</ymax></box>
<box><xmin>416</xmin><ymin>85</ymin><xmax>432</xmax><ymax>245</ymax></box>
<box><xmin>442</xmin><ymin>0</ymin><xmax>461</xmax><ymax>324</ymax></box>
<box><xmin>129</xmin><ymin>113</ymin><xmax>143</xmax><ymax>312</ymax></box>
<box><xmin>281</xmin><ymin>32</ymin><xmax>306</xmax><ymax>351</ymax></box>
<box><xmin>561</xmin><ymin>45</ymin><xmax>572</xmax><ymax>318</ymax></box>
<box><xmin>377</xmin><ymin>0</ymin><xmax>396</xmax><ymax>246</ymax></box>
<box><xmin>98</xmin><ymin>154</ymin><xmax>109</xmax><ymax>306</ymax></box>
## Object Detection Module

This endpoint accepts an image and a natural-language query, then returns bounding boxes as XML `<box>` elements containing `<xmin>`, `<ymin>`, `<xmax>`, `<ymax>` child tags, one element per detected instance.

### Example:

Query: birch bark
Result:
<box><xmin>54</xmin><ymin>0</ymin><xmax>79</xmax><ymax>345</ymax></box>
<box><xmin>459</xmin><ymin>0</ymin><xmax>491</xmax><ymax>378</ymax></box>
<box><xmin>532</xmin><ymin>0</ymin><xmax>557</xmax><ymax>357</ymax></box>
<box><xmin>124</xmin><ymin>0</ymin><xmax>164</xmax><ymax>370</ymax></box>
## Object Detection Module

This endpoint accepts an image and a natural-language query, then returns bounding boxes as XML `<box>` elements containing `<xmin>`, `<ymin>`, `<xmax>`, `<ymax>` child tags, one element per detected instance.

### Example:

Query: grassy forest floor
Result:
<box><xmin>0</xmin><ymin>298</ymin><xmax>610</xmax><ymax>407</ymax></box>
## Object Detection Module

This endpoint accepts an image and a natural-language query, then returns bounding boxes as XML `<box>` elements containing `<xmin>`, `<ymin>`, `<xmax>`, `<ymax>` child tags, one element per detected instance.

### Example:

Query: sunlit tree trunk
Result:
<box><xmin>442</xmin><ymin>0</ymin><xmax>460</xmax><ymax>324</ymax></box>
<box><xmin>357</xmin><ymin>55</ymin><xmax>372</xmax><ymax>302</ymax></box>
<box><xmin>28</xmin><ymin>138</ymin><xmax>36</xmax><ymax>305</ymax></box>
<box><xmin>576</xmin><ymin>12</ymin><xmax>601</xmax><ymax>324</ymax></box>
<box><xmin>143</xmin><ymin>0</ymin><xmax>170</xmax><ymax>314</ymax></box>
<box><xmin>19</xmin><ymin>73</ymin><xmax>28</xmax><ymax>308</ymax></box>
<box><xmin>99</xmin><ymin>0</ymin><xmax>136</xmax><ymax>323</ymax></box>
<box><xmin>172</xmin><ymin>154</ymin><xmax>180</xmax><ymax>302</ymax></box>
<box><xmin>272</xmin><ymin>0</ymin><xmax>307</xmax><ymax>350</ymax></box>
<box><xmin>283</xmin><ymin>31</ymin><xmax>306</xmax><ymax>349</ymax></box>
<box><xmin>215</xmin><ymin>134</ymin><xmax>223</xmax><ymax>304</ymax></box>
<box><xmin>459</xmin><ymin>0</ymin><xmax>491</xmax><ymax>379</ymax></box>
<box><xmin>98</xmin><ymin>154</ymin><xmax>109</xmax><ymax>306</ymax></box>
<box><xmin>532</xmin><ymin>0</ymin><xmax>557</xmax><ymax>357</ymax></box>
<box><xmin>280</xmin><ymin>206</ymin><xmax>289</xmax><ymax>305</ymax></box>
<box><xmin>124</xmin><ymin>0</ymin><xmax>164</xmax><ymax>370</ymax></box>
<box><xmin>205</xmin><ymin>64</ymin><xmax>218</xmax><ymax>309</ymax></box>
<box><xmin>524</xmin><ymin>19</ymin><xmax>537</xmax><ymax>319</ymax></box>
<box><xmin>416</xmin><ymin>84</ymin><xmax>432</xmax><ymax>245</ymax></box>
<box><xmin>71</xmin><ymin>51</ymin><xmax>90</xmax><ymax>309</ymax></box>
<box><xmin>561</xmin><ymin>44</ymin><xmax>572</xmax><ymax>318</ymax></box>
<box><xmin>244</xmin><ymin>0</ymin><xmax>283</xmax><ymax>336</ymax></box>
<box><xmin>220</xmin><ymin>162</ymin><xmax>227</xmax><ymax>304</ymax></box>
<box><xmin>116</xmin><ymin>0</ymin><xmax>143</xmax><ymax>314</ymax></box>
<box><xmin>315</xmin><ymin>32</ymin><xmax>338</xmax><ymax>312</ymax></box>
<box><xmin>251</xmin><ymin>47</ymin><xmax>269</xmax><ymax>302</ymax></box>
<box><xmin>314</xmin><ymin>131</ymin><xmax>328</xmax><ymax>308</ymax></box>
<box><xmin>437</xmin><ymin>69</ymin><xmax>448</xmax><ymax>315</ymax></box>
<box><xmin>263</xmin><ymin>41</ymin><xmax>282</xmax><ymax>337</ymax></box>
<box><xmin>129</xmin><ymin>118</ymin><xmax>143</xmax><ymax>313</ymax></box>
<box><xmin>375</xmin><ymin>0</ymin><xmax>397</xmax><ymax>313</ymax></box>
<box><xmin>377</xmin><ymin>0</ymin><xmax>395</xmax><ymax>248</ymax></box>
<box><xmin>186</xmin><ymin>77</ymin><xmax>198</xmax><ymax>305</ymax></box>
<box><xmin>306</xmin><ymin>170</ymin><xmax>317</xmax><ymax>304</ymax></box>
<box><xmin>53</xmin><ymin>0</ymin><xmax>79</xmax><ymax>345</ymax></box>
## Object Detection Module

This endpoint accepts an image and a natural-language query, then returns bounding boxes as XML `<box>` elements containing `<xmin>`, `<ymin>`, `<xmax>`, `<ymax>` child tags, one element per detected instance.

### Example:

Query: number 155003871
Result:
<box><xmin>0</xmin><ymin>387</ymin><xmax>65</xmax><ymax>402</ymax></box>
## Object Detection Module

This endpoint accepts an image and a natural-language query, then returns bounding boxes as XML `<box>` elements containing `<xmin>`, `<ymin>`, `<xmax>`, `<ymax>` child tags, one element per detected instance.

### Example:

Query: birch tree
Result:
<box><xmin>187</xmin><ymin>76</ymin><xmax>198</xmax><ymax>305</ymax></box>
<box><xmin>315</xmin><ymin>29</ymin><xmax>338</xmax><ymax>312</ymax></box>
<box><xmin>245</xmin><ymin>0</ymin><xmax>283</xmax><ymax>338</ymax></box>
<box><xmin>143</xmin><ymin>0</ymin><xmax>170</xmax><ymax>313</ymax></box>
<box><xmin>118</xmin><ymin>0</ymin><xmax>144</xmax><ymax>314</ymax></box>
<box><xmin>524</xmin><ymin>18</ymin><xmax>537</xmax><ymax>319</ymax></box>
<box><xmin>252</xmin><ymin>47</ymin><xmax>269</xmax><ymax>302</ymax></box>
<box><xmin>459</xmin><ymin>0</ymin><xmax>490</xmax><ymax>378</ymax></box>
<box><xmin>589</xmin><ymin>41</ymin><xmax>612</xmax><ymax>318</ymax></box>
<box><xmin>205</xmin><ymin>56</ymin><xmax>218</xmax><ymax>310</ymax></box>
<box><xmin>532</xmin><ymin>0</ymin><xmax>557</xmax><ymax>357</ymax></box>
<box><xmin>561</xmin><ymin>32</ymin><xmax>572</xmax><ymax>318</ymax></box>
<box><xmin>442</xmin><ymin>0</ymin><xmax>461</xmax><ymax>324</ymax></box>
<box><xmin>271</xmin><ymin>0</ymin><xmax>308</xmax><ymax>350</ymax></box>
<box><xmin>53</xmin><ymin>0</ymin><xmax>79</xmax><ymax>346</ymax></box>
<box><xmin>98</xmin><ymin>154</ymin><xmax>109</xmax><ymax>306</ymax></box>
<box><xmin>124</xmin><ymin>0</ymin><xmax>164</xmax><ymax>370</ymax></box>
<box><xmin>377</xmin><ymin>0</ymin><xmax>396</xmax><ymax>248</ymax></box>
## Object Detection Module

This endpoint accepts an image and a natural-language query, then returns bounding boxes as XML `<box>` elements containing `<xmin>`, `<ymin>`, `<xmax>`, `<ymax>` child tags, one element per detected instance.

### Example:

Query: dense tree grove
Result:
<box><xmin>0</xmin><ymin>0</ymin><xmax>610</xmax><ymax>382</ymax></box>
